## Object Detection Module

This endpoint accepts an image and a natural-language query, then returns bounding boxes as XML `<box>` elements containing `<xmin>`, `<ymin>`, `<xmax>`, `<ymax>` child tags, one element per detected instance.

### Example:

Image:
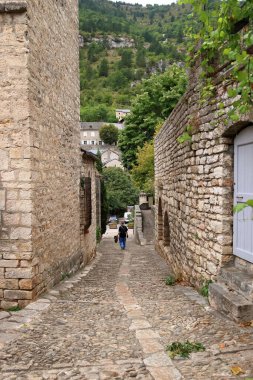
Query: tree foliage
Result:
<box><xmin>79</xmin><ymin>0</ymin><xmax>190</xmax><ymax>121</ymax></box>
<box><xmin>181</xmin><ymin>0</ymin><xmax>253</xmax><ymax>120</ymax></box>
<box><xmin>103</xmin><ymin>168</ymin><xmax>139</xmax><ymax>215</ymax></box>
<box><xmin>99</xmin><ymin>124</ymin><xmax>119</xmax><ymax>145</ymax></box>
<box><xmin>131</xmin><ymin>141</ymin><xmax>154</xmax><ymax>195</ymax></box>
<box><xmin>99</xmin><ymin>58</ymin><xmax>109</xmax><ymax>77</ymax></box>
<box><xmin>118</xmin><ymin>65</ymin><xmax>187</xmax><ymax>168</ymax></box>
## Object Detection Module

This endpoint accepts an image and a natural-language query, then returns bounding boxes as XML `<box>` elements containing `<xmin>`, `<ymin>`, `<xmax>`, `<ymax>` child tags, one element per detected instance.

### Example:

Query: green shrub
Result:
<box><xmin>199</xmin><ymin>280</ymin><xmax>213</xmax><ymax>297</ymax></box>
<box><xmin>96</xmin><ymin>226</ymin><xmax>102</xmax><ymax>243</ymax></box>
<box><xmin>165</xmin><ymin>275</ymin><xmax>176</xmax><ymax>286</ymax></box>
<box><xmin>166</xmin><ymin>341</ymin><xmax>205</xmax><ymax>359</ymax></box>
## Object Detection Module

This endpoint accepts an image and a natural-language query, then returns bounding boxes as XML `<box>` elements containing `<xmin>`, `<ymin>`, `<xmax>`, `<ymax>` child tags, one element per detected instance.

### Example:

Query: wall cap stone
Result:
<box><xmin>0</xmin><ymin>1</ymin><xmax>27</xmax><ymax>13</ymax></box>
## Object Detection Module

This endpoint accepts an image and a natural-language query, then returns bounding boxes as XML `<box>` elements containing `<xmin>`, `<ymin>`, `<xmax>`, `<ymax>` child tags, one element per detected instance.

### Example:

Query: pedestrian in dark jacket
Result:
<box><xmin>118</xmin><ymin>221</ymin><xmax>128</xmax><ymax>250</ymax></box>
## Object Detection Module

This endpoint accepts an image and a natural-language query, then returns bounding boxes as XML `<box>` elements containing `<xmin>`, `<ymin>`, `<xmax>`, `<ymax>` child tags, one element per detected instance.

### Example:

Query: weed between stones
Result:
<box><xmin>166</xmin><ymin>341</ymin><xmax>206</xmax><ymax>359</ymax></box>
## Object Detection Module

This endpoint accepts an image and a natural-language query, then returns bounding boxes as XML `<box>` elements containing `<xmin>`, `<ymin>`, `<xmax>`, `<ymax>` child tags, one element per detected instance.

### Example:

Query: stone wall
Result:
<box><xmin>0</xmin><ymin>1</ymin><xmax>32</xmax><ymax>308</ymax></box>
<box><xmin>0</xmin><ymin>0</ymin><xmax>97</xmax><ymax>309</ymax></box>
<box><xmin>155</xmin><ymin>59</ymin><xmax>253</xmax><ymax>287</ymax></box>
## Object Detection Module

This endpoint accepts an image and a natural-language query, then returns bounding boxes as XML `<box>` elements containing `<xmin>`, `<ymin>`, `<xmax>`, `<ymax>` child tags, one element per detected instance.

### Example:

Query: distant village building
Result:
<box><xmin>80</xmin><ymin>122</ymin><xmax>124</xmax><ymax>169</ymax></box>
<box><xmin>116</xmin><ymin>109</ymin><xmax>131</xmax><ymax>122</ymax></box>
<box><xmin>0</xmin><ymin>1</ymin><xmax>100</xmax><ymax>309</ymax></box>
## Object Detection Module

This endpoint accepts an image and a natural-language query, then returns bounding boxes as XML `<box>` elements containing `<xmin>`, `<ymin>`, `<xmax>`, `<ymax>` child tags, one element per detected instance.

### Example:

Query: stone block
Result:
<box><xmin>0</xmin><ymin>149</ymin><xmax>8</xmax><ymax>170</ymax></box>
<box><xmin>6</xmin><ymin>200</ymin><xmax>32</xmax><ymax>213</ymax></box>
<box><xmin>9</xmin><ymin>147</ymin><xmax>23</xmax><ymax>159</ymax></box>
<box><xmin>19</xmin><ymin>279</ymin><xmax>33</xmax><ymax>290</ymax></box>
<box><xmin>2</xmin><ymin>212</ymin><xmax>20</xmax><ymax>226</ymax></box>
<box><xmin>5</xmin><ymin>267</ymin><xmax>35</xmax><ymax>279</ymax></box>
<box><xmin>0</xmin><ymin>189</ymin><xmax>6</xmax><ymax>211</ymax></box>
<box><xmin>0</xmin><ymin>2</ymin><xmax>27</xmax><ymax>14</ymax></box>
<box><xmin>0</xmin><ymin>279</ymin><xmax>19</xmax><ymax>289</ymax></box>
<box><xmin>1</xmin><ymin>171</ymin><xmax>15</xmax><ymax>182</ymax></box>
<box><xmin>0</xmin><ymin>260</ymin><xmax>19</xmax><ymax>268</ymax></box>
<box><xmin>10</xmin><ymin>227</ymin><xmax>31</xmax><ymax>239</ymax></box>
<box><xmin>4</xmin><ymin>289</ymin><xmax>33</xmax><ymax>300</ymax></box>
<box><xmin>20</xmin><ymin>213</ymin><xmax>31</xmax><ymax>226</ymax></box>
<box><xmin>0</xmin><ymin>300</ymin><xmax>18</xmax><ymax>310</ymax></box>
<box><xmin>6</xmin><ymin>190</ymin><xmax>19</xmax><ymax>200</ymax></box>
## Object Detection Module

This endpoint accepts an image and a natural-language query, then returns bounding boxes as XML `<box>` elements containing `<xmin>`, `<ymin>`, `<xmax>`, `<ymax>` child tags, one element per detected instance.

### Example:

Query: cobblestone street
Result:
<box><xmin>0</xmin><ymin>234</ymin><xmax>253</xmax><ymax>380</ymax></box>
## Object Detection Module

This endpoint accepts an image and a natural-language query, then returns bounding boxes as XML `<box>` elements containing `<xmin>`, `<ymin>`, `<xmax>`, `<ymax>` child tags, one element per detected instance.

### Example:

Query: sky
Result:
<box><xmin>111</xmin><ymin>0</ymin><xmax>176</xmax><ymax>5</ymax></box>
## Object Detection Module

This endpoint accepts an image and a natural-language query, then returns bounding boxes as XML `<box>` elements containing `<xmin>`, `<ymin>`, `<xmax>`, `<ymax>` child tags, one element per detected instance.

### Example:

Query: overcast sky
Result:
<box><xmin>111</xmin><ymin>0</ymin><xmax>176</xmax><ymax>5</ymax></box>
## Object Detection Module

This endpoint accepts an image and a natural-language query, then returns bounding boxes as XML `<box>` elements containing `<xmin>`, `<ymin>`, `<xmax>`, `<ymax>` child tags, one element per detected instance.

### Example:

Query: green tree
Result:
<box><xmin>118</xmin><ymin>65</ymin><xmax>187</xmax><ymax>168</ymax></box>
<box><xmin>119</xmin><ymin>49</ymin><xmax>133</xmax><ymax>68</ymax></box>
<box><xmin>80</xmin><ymin>104</ymin><xmax>108</xmax><ymax>121</ymax></box>
<box><xmin>136</xmin><ymin>49</ymin><xmax>146</xmax><ymax>68</ymax></box>
<box><xmin>99</xmin><ymin>124</ymin><xmax>119</xmax><ymax>145</ymax></box>
<box><xmin>131</xmin><ymin>141</ymin><xmax>154</xmax><ymax>194</ymax></box>
<box><xmin>103</xmin><ymin>168</ymin><xmax>138</xmax><ymax>215</ymax></box>
<box><xmin>107</xmin><ymin>71</ymin><xmax>128</xmax><ymax>90</ymax></box>
<box><xmin>99</xmin><ymin>58</ymin><xmax>109</xmax><ymax>77</ymax></box>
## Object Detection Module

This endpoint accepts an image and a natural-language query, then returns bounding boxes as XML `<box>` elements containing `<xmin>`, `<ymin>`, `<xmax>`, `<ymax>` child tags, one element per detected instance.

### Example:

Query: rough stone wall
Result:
<box><xmin>28</xmin><ymin>0</ymin><xmax>81</xmax><ymax>298</ymax></box>
<box><xmin>0</xmin><ymin>2</ymin><xmax>32</xmax><ymax>309</ymax></box>
<box><xmin>0</xmin><ymin>0</ymin><xmax>90</xmax><ymax>309</ymax></box>
<box><xmin>155</xmin><ymin>61</ymin><xmax>253</xmax><ymax>287</ymax></box>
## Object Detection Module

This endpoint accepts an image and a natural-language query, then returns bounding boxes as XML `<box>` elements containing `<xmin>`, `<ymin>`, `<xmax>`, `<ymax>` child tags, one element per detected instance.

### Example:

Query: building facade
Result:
<box><xmin>116</xmin><ymin>109</ymin><xmax>131</xmax><ymax>122</ymax></box>
<box><xmin>80</xmin><ymin>122</ymin><xmax>124</xmax><ymax>168</ymax></box>
<box><xmin>0</xmin><ymin>0</ymin><xmax>98</xmax><ymax>309</ymax></box>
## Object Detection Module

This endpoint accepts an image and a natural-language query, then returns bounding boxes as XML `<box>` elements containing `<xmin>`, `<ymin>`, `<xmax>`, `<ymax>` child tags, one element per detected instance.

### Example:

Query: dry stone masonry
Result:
<box><xmin>155</xmin><ymin>55</ymin><xmax>253</xmax><ymax>288</ymax></box>
<box><xmin>0</xmin><ymin>0</ymin><xmax>98</xmax><ymax>309</ymax></box>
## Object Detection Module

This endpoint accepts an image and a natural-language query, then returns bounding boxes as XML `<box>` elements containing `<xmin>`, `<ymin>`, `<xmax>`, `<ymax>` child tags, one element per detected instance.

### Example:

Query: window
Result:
<box><xmin>91</xmin><ymin>141</ymin><xmax>94</xmax><ymax>145</ymax></box>
<box><xmin>83</xmin><ymin>132</ymin><xmax>87</xmax><ymax>137</ymax></box>
<box><xmin>91</xmin><ymin>132</ymin><xmax>95</xmax><ymax>137</ymax></box>
<box><xmin>83</xmin><ymin>141</ymin><xmax>87</xmax><ymax>145</ymax></box>
<box><xmin>99</xmin><ymin>141</ymin><xmax>102</xmax><ymax>145</ymax></box>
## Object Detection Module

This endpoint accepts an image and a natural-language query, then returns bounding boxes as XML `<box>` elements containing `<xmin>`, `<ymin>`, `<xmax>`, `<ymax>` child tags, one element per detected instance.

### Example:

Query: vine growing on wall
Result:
<box><xmin>179</xmin><ymin>0</ymin><xmax>253</xmax><ymax>213</ymax></box>
<box><xmin>180</xmin><ymin>0</ymin><xmax>253</xmax><ymax>121</ymax></box>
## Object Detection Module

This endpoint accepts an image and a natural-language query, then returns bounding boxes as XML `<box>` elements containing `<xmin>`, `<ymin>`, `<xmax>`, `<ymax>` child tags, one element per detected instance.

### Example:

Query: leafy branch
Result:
<box><xmin>180</xmin><ymin>0</ymin><xmax>253</xmax><ymax>120</ymax></box>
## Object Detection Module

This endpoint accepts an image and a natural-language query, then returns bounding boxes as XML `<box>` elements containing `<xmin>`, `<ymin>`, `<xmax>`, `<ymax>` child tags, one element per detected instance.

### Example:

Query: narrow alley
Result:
<box><xmin>0</xmin><ymin>234</ymin><xmax>253</xmax><ymax>380</ymax></box>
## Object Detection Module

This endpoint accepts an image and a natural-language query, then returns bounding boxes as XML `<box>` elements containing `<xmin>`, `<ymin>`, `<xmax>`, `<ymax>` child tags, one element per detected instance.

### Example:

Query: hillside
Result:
<box><xmin>79</xmin><ymin>0</ymin><xmax>191</xmax><ymax>122</ymax></box>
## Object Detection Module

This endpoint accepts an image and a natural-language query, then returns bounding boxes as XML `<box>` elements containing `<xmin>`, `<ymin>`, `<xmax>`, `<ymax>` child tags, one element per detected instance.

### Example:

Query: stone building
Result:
<box><xmin>80</xmin><ymin>122</ymin><xmax>124</xmax><ymax>168</ymax></box>
<box><xmin>155</xmin><ymin>27</ymin><xmax>253</xmax><ymax>320</ymax></box>
<box><xmin>0</xmin><ymin>1</ymin><xmax>98</xmax><ymax>309</ymax></box>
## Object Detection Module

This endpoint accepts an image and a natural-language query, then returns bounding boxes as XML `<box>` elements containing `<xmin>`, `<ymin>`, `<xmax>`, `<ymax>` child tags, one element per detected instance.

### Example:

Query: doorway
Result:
<box><xmin>233</xmin><ymin>125</ymin><xmax>253</xmax><ymax>263</ymax></box>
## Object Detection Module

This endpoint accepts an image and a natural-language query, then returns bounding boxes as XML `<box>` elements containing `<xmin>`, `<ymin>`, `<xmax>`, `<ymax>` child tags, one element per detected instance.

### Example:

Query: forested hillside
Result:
<box><xmin>79</xmin><ymin>0</ymin><xmax>190</xmax><ymax>122</ymax></box>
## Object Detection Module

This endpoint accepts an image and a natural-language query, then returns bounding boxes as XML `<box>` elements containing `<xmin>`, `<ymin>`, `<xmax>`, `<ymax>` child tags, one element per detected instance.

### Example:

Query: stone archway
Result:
<box><xmin>163</xmin><ymin>211</ymin><xmax>170</xmax><ymax>246</ymax></box>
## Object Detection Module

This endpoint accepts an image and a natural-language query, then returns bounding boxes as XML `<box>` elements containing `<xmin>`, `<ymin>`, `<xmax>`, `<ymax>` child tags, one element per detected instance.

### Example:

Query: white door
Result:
<box><xmin>234</xmin><ymin>125</ymin><xmax>253</xmax><ymax>263</ymax></box>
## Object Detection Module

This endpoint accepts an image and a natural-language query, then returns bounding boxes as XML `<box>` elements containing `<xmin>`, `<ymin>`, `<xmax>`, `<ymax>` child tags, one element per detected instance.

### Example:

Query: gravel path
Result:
<box><xmin>0</xmin><ymin>234</ymin><xmax>252</xmax><ymax>380</ymax></box>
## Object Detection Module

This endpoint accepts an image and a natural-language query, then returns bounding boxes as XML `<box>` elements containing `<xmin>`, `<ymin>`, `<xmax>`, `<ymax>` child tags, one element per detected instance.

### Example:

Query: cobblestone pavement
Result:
<box><xmin>0</xmin><ymin>234</ymin><xmax>253</xmax><ymax>380</ymax></box>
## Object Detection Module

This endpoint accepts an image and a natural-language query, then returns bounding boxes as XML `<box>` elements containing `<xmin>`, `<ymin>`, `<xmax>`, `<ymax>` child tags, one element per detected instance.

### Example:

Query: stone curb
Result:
<box><xmin>0</xmin><ymin>251</ymin><xmax>103</xmax><ymax>349</ymax></box>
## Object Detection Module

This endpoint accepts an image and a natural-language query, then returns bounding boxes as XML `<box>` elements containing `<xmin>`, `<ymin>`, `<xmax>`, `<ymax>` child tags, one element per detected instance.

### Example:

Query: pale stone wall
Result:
<box><xmin>155</xmin><ymin>60</ymin><xmax>253</xmax><ymax>287</ymax></box>
<box><xmin>0</xmin><ymin>2</ymin><xmax>32</xmax><ymax>308</ymax></box>
<box><xmin>0</xmin><ymin>0</ymin><xmax>97</xmax><ymax>309</ymax></box>
<box><xmin>27</xmin><ymin>0</ymin><xmax>81</xmax><ymax>299</ymax></box>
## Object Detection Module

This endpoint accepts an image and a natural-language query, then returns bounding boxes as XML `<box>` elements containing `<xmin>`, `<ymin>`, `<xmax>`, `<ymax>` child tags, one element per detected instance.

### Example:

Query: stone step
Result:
<box><xmin>219</xmin><ymin>266</ymin><xmax>253</xmax><ymax>300</ymax></box>
<box><xmin>209</xmin><ymin>282</ymin><xmax>253</xmax><ymax>322</ymax></box>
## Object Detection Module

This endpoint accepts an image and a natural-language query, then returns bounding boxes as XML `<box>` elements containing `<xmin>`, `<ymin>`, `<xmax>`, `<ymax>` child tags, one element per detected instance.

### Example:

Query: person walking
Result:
<box><xmin>118</xmin><ymin>221</ymin><xmax>128</xmax><ymax>250</ymax></box>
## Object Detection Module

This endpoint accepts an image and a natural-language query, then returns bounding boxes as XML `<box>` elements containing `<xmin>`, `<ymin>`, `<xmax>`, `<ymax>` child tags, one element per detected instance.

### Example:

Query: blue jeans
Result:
<box><xmin>119</xmin><ymin>236</ymin><xmax>126</xmax><ymax>249</ymax></box>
